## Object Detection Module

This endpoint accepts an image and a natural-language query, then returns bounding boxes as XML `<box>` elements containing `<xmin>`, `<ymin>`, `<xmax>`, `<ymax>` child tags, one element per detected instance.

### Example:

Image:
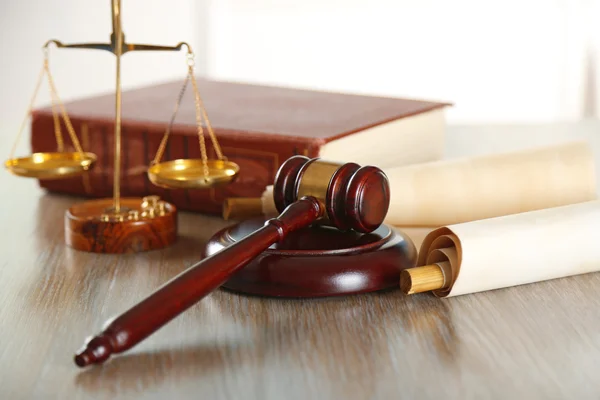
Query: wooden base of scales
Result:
<box><xmin>65</xmin><ymin>197</ymin><xmax>177</xmax><ymax>254</ymax></box>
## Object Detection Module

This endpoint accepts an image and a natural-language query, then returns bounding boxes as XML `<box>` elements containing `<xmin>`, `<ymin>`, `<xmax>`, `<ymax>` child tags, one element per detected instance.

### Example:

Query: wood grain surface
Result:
<box><xmin>2</xmin><ymin>121</ymin><xmax>600</xmax><ymax>399</ymax></box>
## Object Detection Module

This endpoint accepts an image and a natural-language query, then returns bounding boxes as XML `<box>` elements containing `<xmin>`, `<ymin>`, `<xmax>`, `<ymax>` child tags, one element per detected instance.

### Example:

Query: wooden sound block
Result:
<box><xmin>205</xmin><ymin>218</ymin><xmax>417</xmax><ymax>297</ymax></box>
<box><xmin>65</xmin><ymin>197</ymin><xmax>177</xmax><ymax>254</ymax></box>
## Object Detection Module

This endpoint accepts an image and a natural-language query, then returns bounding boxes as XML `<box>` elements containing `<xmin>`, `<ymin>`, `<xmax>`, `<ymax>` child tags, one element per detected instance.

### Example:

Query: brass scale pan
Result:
<box><xmin>5</xmin><ymin>152</ymin><xmax>96</xmax><ymax>180</ymax></box>
<box><xmin>147</xmin><ymin>159</ymin><xmax>239</xmax><ymax>189</ymax></box>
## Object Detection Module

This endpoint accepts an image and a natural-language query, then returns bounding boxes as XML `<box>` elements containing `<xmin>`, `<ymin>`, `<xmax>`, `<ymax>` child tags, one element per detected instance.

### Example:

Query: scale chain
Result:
<box><xmin>189</xmin><ymin>66</ymin><xmax>210</xmax><ymax>180</ymax></box>
<box><xmin>8</xmin><ymin>65</ymin><xmax>46</xmax><ymax>160</ymax></box>
<box><xmin>47</xmin><ymin>54</ymin><xmax>65</xmax><ymax>153</ymax></box>
<box><xmin>50</xmin><ymin>90</ymin><xmax>65</xmax><ymax>152</ymax></box>
<box><xmin>43</xmin><ymin>51</ymin><xmax>85</xmax><ymax>155</ymax></box>
<box><xmin>152</xmin><ymin>73</ymin><xmax>190</xmax><ymax>165</ymax></box>
<box><xmin>187</xmin><ymin>50</ymin><xmax>225</xmax><ymax>180</ymax></box>
<box><xmin>188</xmin><ymin>60</ymin><xmax>225</xmax><ymax>161</ymax></box>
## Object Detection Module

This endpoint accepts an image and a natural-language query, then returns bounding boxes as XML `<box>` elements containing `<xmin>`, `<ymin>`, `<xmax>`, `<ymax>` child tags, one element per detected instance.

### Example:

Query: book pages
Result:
<box><xmin>416</xmin><ymin>200</ymin><xmax>600</xmax><ymax>297</ymax></box>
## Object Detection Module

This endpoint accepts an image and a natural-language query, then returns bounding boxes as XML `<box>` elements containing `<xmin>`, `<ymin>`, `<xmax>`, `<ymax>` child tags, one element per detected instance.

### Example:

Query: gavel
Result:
<box><xmin>74</xmin><ymin>156</ymin><xmax>390</xmax><ymax>367</ymax></box>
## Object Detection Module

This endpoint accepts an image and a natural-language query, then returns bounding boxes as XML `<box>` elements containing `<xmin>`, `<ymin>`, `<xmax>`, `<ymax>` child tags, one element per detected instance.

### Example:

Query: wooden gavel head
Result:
<box><xmin>273</xmin><ymin>156</ymin><xmax>390</xmax><ymax>233</ymax></box>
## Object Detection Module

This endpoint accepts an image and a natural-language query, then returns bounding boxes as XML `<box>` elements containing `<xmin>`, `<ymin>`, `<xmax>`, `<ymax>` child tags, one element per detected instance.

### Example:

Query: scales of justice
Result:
<box><xmin>4</xmin><ymin>0</ymin><xmax>240</xmax><ymax>254</ymax></box>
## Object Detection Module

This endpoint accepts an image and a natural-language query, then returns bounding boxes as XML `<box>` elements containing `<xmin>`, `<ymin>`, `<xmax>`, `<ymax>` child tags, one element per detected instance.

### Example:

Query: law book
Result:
<box><xmin>30</xmin><ymin>78</ymin><xmax>449</xmax><ymax>214</ymax></box>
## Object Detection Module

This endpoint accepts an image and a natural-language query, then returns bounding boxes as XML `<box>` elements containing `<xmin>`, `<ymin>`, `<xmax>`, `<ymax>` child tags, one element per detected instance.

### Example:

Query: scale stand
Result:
<box><xmin>48</xmin><ymin>0</ymin><xmax>187</xmax><ymax>253</ymax></box>
<box><xmin>2</xmin><ymin>0</ymin><xmax>240</xmax><ymax>254</ymax></box>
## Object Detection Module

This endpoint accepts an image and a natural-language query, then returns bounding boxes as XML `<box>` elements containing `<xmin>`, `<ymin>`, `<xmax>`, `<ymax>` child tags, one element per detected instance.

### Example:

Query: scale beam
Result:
<box><xmin>43</xmin><ymin>39</ymin><xmax>191</xmax><ymax>55</ymax></box>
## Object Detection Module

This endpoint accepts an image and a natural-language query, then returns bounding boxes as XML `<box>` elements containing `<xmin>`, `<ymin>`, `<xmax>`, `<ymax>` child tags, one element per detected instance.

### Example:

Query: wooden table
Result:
<box><xmin>2</xmin><ymin>121</ymin><xmax>600</xmax><ymax>400</ymax></box>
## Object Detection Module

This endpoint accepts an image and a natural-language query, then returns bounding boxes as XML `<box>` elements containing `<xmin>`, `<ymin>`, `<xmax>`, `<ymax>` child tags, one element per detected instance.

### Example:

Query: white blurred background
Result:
<box><xmin>1</xmin><ymin>0</ymin><xmax>599</xmax><ymax>133</ymax></box>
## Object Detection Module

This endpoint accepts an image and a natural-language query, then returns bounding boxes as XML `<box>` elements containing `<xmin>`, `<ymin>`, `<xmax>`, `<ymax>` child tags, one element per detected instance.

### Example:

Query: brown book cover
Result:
<box><xmin>31</xmin><ymin>78</ymin><xmax>449</xmax><ymax>214</ymax></box>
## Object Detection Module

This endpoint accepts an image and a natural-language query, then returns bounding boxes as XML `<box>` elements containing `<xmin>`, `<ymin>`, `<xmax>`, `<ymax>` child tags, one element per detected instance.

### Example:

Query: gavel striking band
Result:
<box><xmin>74</xmin><ymin>156</ymin><xmax>390</xmax><ymax>367</ymax></box>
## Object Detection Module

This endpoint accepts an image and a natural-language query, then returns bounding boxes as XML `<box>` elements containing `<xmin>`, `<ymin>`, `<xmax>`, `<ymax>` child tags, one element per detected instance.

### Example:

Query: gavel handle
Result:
<box><xmin>74</xmin><ymin>197</ymin><xmax>322</xmax><ymax>368</ymax></box>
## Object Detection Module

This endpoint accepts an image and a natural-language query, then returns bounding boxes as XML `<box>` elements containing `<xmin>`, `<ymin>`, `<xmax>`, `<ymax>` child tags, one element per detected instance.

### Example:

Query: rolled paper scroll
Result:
<box><xmin>222</xmin><ymin>186</ymin><xmax>278</xmax><ymax>221</ymax></box>
<box><xmin>246</xmin><ymin>141</ymin><xmax>597</xmax><ymax>226</ymax></box>
<box><xmin>222</xmin><ymin>197</ymin><xmax>264</xmax><ymax>220</ymax></box>
<box><xmin>385</xmin><ymin>141</ymin><xmax>596</xmax><ymax>226</ymax></box>
<box><xmin>400</xmin><ymin>200</ymin><xmax>600</xmax><ymax>297</ymax></box>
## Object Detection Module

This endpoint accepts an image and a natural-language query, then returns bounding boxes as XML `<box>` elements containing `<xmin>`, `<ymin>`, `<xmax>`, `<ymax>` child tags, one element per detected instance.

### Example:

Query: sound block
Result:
<box><xmin>205</xmin><ymin>218</ymin><xmax>417</xmax><ymax>297</ymax></box>
<box><xmin>65</xmin><ymin>197</ymin><xmax>177</xmax><ymax>254</ymax></box>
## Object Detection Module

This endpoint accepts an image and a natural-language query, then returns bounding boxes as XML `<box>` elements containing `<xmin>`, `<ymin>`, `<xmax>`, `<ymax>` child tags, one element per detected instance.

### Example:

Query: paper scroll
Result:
<box><xmin>385</xmin><ymin>141</ymin><xmax>597</xmax><ymax>226</ymax></box>
<box><xmin>405</xmin><ymin>200</ymin><xmax>600</xmax><ymax>297</ymax></box>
